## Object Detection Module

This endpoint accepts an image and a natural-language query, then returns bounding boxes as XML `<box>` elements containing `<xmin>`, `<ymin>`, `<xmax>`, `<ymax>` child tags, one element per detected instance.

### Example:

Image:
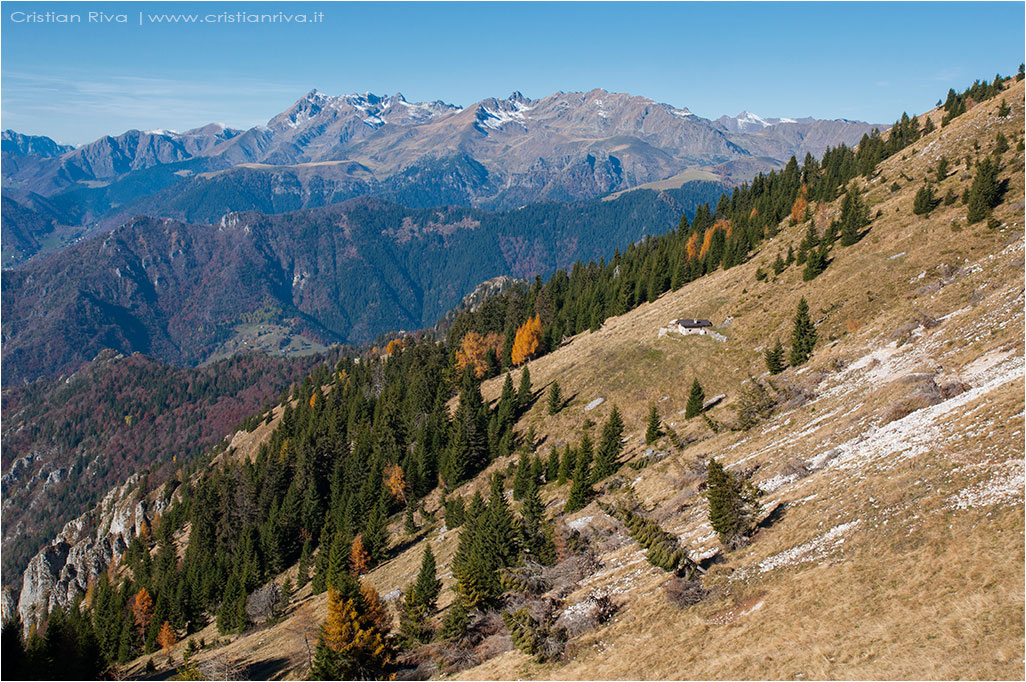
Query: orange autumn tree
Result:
<box><xmin>359</xmin><ymin>581</ymin><xmax>391</xmax><ymax>634</ymax></box>
<box><xmin>310</xmin><ymin>588</ymin><xmax>392</xmax><ymax>679</ymax></box>
<box><xmin>790</xmin><ymin>193</ymin><xmax>809</xmax><ymax>225</ymax></box>
<box><xmin>685</xmin><ymin>230</ymin><xmax>701</xmax><ymax>261</ymax></box>
<box><xmin>157</xmin><ymin>620</ymin><xmax>177</xmax><ymax>651</ymax></box>
<box><xmin>385</xmin><ymin>338</ymin><xmax>404</xmax><ymax>355</ymax></box>
<box><xmin>384</xmin><ymin>462</ymin><xmax>406</xmax><ymax>503</ymax></box>
<box><xmin>132</xmin><ymin>587</ymin><xmax>154</xmax><ymax>637</ymax></box>
<box><xmin>455</xmin><ymin>331</ymin><xmax>504</xmax><ymax>378</ymax></box>
<box><xmin>511</xmin><ymin>316</ymin><xmax>543</xmax><ymax>366</ymax></box>
<box><xmin>350</xmin><ymin>534</ymin><xmax>371</xmax><ymax>575</ymax></box>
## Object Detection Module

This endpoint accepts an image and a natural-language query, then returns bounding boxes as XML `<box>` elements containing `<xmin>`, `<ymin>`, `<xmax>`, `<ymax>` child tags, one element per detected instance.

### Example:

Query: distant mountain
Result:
<box><xmin>1</xmin><ymin>130</ymin><xmax>73</xmax><ymax>158</ymax></box>
<box><xmin>0</xmin><ymin>89</ymin><xmax>880</xmax><ymax>266</ymax></box>
<box><xmin>1</xmin><ymin>183</ymin><xmax>726</xmax><ymax>384</ymax></box>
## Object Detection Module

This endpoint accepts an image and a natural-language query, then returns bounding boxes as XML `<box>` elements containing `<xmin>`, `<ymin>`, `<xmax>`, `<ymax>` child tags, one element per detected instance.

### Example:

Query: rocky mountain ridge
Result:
<box><xmin>1</xmin><ymin>88</ymin><xmax>880</xmax><ymax>266</ymax></box>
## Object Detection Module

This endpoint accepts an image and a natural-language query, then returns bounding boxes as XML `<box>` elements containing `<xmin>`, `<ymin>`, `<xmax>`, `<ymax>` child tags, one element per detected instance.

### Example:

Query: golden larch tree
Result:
<box><xmin>455</xmin><ymin>331</ymin><xmax>504</xmax><ymax>378</ymax></box>
<box><xmin>157</xmin><ymin>620</ymin><xmax>177</xmax><ymax>652</ymax></box>
<box><xmin>511</xmin><ymin>316</ymin><xmax>543</xmax><ymax>366</ymax></box>
<box><xmin>132</xmin><ymin>587</ymin><xmax>154</xmax><ymax>637</ymax></box>
<box><xmin>790</xmin><ymin>195</ymin><xmax>809</xmax><ymax>224</ymax></box>
<box><xmin>384</xmin><ymin>463</ymin><xmax>406</xmax><ymax>503</ymax></box>
<box><xmin>350</xmin><ymin>534</ymin><xmax>371</xmax><ymax>575</ymax></box>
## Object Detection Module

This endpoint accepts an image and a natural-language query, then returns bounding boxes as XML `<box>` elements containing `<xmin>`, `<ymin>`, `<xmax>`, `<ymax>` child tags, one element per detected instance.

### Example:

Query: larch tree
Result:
<box><xmin>512</xmin><ymin>316</ymin><xmax>543</xmax><ymax>366</ymax></box>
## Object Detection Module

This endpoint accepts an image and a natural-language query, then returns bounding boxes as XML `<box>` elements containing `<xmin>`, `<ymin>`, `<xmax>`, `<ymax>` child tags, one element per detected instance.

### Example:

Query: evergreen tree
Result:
<box><xmin>564</xmin><ymin>435</ymin><xmax>593</xmax><ymax>513</ymax></box>
<box><xmin>439</xmin><ymin>598</ymin><xmax>469</xmax><ymax>643</ymax></box>
<box><xmin>913</xmin><ymin>184</ymin><xmax>940</xmax><ymax>215</ymax></box>
<box><xmin>645</xmin><ymin>404</ymin><xmax>661</xmax><ymax>444</ymax></box>
<box><xmin>557</xmin><ymin>444</ymin><xmax>575</xmax><ymax>485</ymax></box>
<box><xmin>216</xmin><ymin>572</ymin><xmax>247</xmax><ymax>635</ymax></box>
<box><xmin>443</xmin><ymin>495</ymin><xmax>465</xmax><ymax>529</ymax></box>
<box><xmin>545</xmin><ymin>446</ymin><xmax>560</xmax><ymax>483</ymax></box>
<box><xmin>411</xmin><ymin>545</ymin><xmax>442</xmax><ymax>611</ymax></box>
<box><xmin>296</xmin><ymin>539</ymin><xmax>313</xmax><ymax>588</ymax></box>
<box><xmin>802</xmin><ymin>242</ymin><xmax>829</xmax><ymax>281</ymax></box>
<box><xmin>934</xmin><ymin>156</ymin><xmax>949</xmax><ymax>182</ymax></box>
<box><xmin>705</xmin><ymin>458</ymin><xmax>762</xmax><ymax>549</ymax></box>
<box><xmin>520</xmin><ymin>475</ymin><xmax>557</xmax><ymax>565</ymax></box>
<box><xmin>546</xmin><ymin>381</ymin><xmax>563</xmax><ymax>415</ymax></box>
<box><xmin>764</xmin><ymin>339</ymin><xmax>785</xmax><ymax>375</ymax></box>
<box><xmin>397</xmin><ymin>590</ymin><xmax>432</xmax><ymax>647</ymax></box>
<box><xmin>361</xmin><ymin>493</ymin><xmax>390</xmax><ymax>567</ymax></box>
<box><xmin>840</xmin><ymin>183</ymin><xmax>870</xmax><ymax>246</ymax></box>
<box><xmin>966</xmin><ymin>155</ymin><xmax>1002</xmax><ymax>223</ymax></box>
<box><xmin>789</xmin><ymin>297</ymin><xmax>817</xmax><ymax>366</ymax></box>
<box><xmin>592</xmin><ymin>405</ymin><xmax>624</xmax><ymax>482</ymax></box>
<box><xmin>517</xmin><ymin>367</ymin><xmax>533</xmax><ymax>412</ymax></box>
<box><xmin>512</xmin><ymin>451</ymin><xmax>532</xmax><ymax>501</ymax></box>
<box><xmin>685</xmin><ymin>379</ymin><xmax>705</xmax><ymax>419</ymax></box>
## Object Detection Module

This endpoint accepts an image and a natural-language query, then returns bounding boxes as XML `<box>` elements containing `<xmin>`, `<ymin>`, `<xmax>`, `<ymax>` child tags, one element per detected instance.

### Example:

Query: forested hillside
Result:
<box><xmin>1</xmin><ymin>183</ymin><xmax>725</xmax><ymax>385</ymax></box>
<box><xmin>1</xmin><ymin>350</ymin><xmax>335</xmax><ymax>590</ymax></box>
<box><xmin>2</xmin><ymin>69</ymin><xmax>1022</xmax><ymax>681</ymax></box>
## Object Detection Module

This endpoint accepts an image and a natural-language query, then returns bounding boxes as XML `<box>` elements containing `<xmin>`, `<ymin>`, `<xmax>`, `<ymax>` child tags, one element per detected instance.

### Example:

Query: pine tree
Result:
<box><xmin>520</xmin><ymin>475</ymin><xmax>557</xmax><ymax>564</ymax></box>
<box><xmin>645</xmin><ymin>404</ymin><xmax>661</xmax><ymax>444</ymax></box>
<box><xmin>296</xmin><ymin>539</ymin><xmax>313</xmax><ymax>588</ymax></box>
<box><xmin>564</xmin><ymin>435</ymin><xmax>593</xmax><ymax>513</ymax></box>
<box><xmin>444</xmin><ymin>495</ymin><xmax>465</xmax><ymax>528</ymax></box>
<box><xmin>546</xmin><ymin>381</ymin><xmax>563</xmax><ymax>415</ymax></box>
<box><xmin>439</xmin><ymin>598</ymin><xmax>469</xmax><ymax>643</ymax></box>
<box><xmin>789</xmin><ymin>297</ymin><xmax>817</xmax><ymax>367</ymax></box>
<box><xmin>913</xmin><ymin>184</ymin><xmax>939</xmax><ymax>215</ymax></box>
<box><xmin>363</xmin><ymin>492</ymin><xmax>389</xmax><ymax>566</ymax></box>
<box><xmin>764</xmin><ymin>339</ymin><xmax>785</xmax><ymax>374</ymax></box>
<box><xmin>412</xmin><ymin>545</ymin><xmax>442</xmax><ymax>611</ymax></box>
<box><xmin>512</xmin><ymin>451</ymin><xmax>532</xmax><ymax>500</ymax></box>
<box><xmin>934</xmin><ymin>156</ymin><xmax>949</xmax><ymax>182</ymax></box>
<box><xmin>685</xmin><ymin>379</ymin><xmax>705</xmax><ymax>419</ymax></box>
<box><xmin>592</xmin><ymin>405</ymin><xmax>624</xmax><ymax>482</ymax></box>
<box><xmin>398</xmin><ymin>590</ymin><xmax>432</xmax><ymax>646</ymax></box>
<box><xmin>545</xmin><ymin>446</ymin><xmax>560</xmax><ymax>482</ymax></box>
<box><xmin>840</xmin><ymin>183</ymin><xmax>870</xmax><ymax>246</ymax></box>
<box><xmin>705</xmin><ymin>458</ymin><xmax>762</xmax><ymax>549</ymax></box>
<box><xmin>557</xmin><ymin>444</ymin><xmax>575</xmax><ymax>485</ymax></box>
<box><xmin>517</xmin><ymin>367</ymin><xmax>533</xmax><ymax>412</ymax></box>
<box><xmin>966</xmin><ymin>155</ymin><xmax>1002</xmax><ymax>223</ymax></box>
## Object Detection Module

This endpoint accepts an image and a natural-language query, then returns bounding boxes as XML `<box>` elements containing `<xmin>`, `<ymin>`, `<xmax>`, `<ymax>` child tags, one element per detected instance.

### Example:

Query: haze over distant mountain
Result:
<box><xmin>1</xmin><ymin>88</ymin><xmax>880</xmax><ymax>264</ymax></box>
<box><xmin>1</xmin><ymin>183</ymin><xmax>725</xmax><ymax>384</ymax></box>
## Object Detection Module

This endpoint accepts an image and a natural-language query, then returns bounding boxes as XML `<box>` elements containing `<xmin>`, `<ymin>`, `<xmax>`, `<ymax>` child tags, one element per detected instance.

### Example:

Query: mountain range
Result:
<box><xmin>1</xmin><ymin>88</ymin><xmax>880</xmax><ymax>265</ymax></box>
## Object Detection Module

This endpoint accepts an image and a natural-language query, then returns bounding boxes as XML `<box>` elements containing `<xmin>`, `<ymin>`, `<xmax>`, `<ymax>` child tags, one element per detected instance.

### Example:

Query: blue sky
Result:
<box><xmin>2</xmin><ymin>1</ymin><xmax>1023</xmax><ymax>144</ymax></box>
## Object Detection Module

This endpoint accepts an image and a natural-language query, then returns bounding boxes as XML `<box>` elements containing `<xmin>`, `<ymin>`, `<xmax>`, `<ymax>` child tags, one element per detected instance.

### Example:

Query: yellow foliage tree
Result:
<box><xmin>359</xmin><ymin>581</ymin><xmax>391</xmax><ymax>634</ymax></box>
<box><xmin>790</xmin><ymin>195</ymin><xmax>809</xmax><ymax>224</ymax></box>
<box><xmin>132</xmin><ymin>587</ymin><xmax>154</xmax><ymax>637</ymax></box>
<box><xmin>313</xmin><ymin>588</ymin><xmax>392</xmax><ymax>680</ymax></box>
<box><xmin>157</xmin><ymin>620</ymin><xmax>177</xmax><ymax>651</ymax></box>
<box><xmin>385</xmin><ymin>338</ymin><xmax>404</xmax><ymax>355</ymax></box>
<box><xmin>511</xmin><ymin>316</ymin><xmax>543</xmax><ymax>366</ymax></box>
<box><xmin>384</xmin><ymin>463</ymin><xmax>406</xmax><ymax>503</ymax></box>
<box><xmin>455</xmin><ymin>331</ymin><xmax>504</xmax><ymax>378</ymax></box>
<box><xmin>350</xmin><ymin>534</ymin><xmax>370</xmax><ymax>575</ymax></box>
<box><xmin>685</xmin><ymin>230</ymin><xmax>700</xmax><ymax>261</ymax></box>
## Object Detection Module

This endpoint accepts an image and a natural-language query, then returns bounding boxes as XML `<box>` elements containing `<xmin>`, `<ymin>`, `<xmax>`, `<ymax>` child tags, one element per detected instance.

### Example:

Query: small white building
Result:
<box><xmin>671</xmin><ymin>319</ymin><xmax>713</xmax><ymax>335</ymax></box>
<box><xmin>659</xmin><ymin>318</ymin><xmax>726</xmax><ymax>342</ymax></box>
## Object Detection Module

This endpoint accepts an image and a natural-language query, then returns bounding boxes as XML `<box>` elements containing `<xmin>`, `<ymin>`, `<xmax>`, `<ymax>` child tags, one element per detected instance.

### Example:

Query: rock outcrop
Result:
<box><xmin>16</xmin><ymin>473</ymin><xmax>171</xmax><ymax>632</ymax></box>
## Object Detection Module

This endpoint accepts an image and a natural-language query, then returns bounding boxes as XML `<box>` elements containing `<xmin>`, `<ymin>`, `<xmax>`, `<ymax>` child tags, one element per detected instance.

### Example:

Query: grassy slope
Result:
<box><xmin>127</xmin><ymin>79</ymin><xmax>1025</xmax><ymax>680</ymax></box>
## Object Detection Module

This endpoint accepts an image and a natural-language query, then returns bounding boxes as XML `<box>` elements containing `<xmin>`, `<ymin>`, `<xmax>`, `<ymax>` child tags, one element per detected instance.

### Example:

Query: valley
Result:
<box><xmin>2</xmin><ymin>69</ymin><xmax>1021</xmax><ymax>682</ymax></box>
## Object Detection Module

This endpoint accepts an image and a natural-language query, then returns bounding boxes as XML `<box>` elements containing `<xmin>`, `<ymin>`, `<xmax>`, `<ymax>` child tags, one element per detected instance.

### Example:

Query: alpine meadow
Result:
<box><xmin>1</xmin><ymin>3</ymin><xmax>1023</xmax><ymax>681</ymax></box>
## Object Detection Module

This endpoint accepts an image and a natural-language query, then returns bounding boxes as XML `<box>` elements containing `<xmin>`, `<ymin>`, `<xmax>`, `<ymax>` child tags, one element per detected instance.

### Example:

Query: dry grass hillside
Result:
<box><xmin>127</xmin><ymin>78</ymin><xmax>1025</xmax><ymax>681</ymax></box>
